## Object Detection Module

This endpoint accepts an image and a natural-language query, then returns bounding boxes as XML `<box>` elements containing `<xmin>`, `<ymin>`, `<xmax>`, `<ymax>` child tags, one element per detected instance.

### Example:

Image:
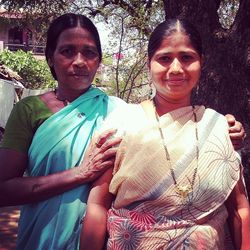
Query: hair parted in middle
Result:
<box><xmin>45</xmin><ymin>13</ymin><xmax>102</xmax><ymax>80</ymax></box>
<box><xmin>148</xmin><ymin>18</ymin><xmax>202</xmax><ymax>63</ymax></box>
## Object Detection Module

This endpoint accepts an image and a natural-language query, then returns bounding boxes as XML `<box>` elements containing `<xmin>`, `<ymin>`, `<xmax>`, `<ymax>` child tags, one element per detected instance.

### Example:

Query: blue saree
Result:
<box><xmin>17</xmin><ymin>87</ymin><xmax>123</xmax><ymax>250</ymax></box>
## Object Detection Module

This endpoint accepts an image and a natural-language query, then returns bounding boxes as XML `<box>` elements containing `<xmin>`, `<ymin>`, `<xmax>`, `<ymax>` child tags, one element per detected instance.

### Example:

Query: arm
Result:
<box><xmin>226</xmin><ymin>172</ymin><xmax>250</xmax><ymax>250</ymax></box>
<box><xmin>0</xmin><ymin>130</ymin><xmax>121</xmax><ymax>206</ymax></box>
<box><xmin>80</xmin><ymin>168</ymin><xmax>113</xmax><ymax>250</ymax></box>
<box><xmin>225</xmin><ymin>114</ymin><xmax>246</xmax><ymax>150</ymax></box>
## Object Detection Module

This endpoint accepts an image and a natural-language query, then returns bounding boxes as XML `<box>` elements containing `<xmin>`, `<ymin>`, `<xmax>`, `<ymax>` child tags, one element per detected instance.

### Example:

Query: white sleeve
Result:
<box><xmin>97</xmin><ymin>103</ymin><xmax>131</xmax><ymax>138</ymax></box>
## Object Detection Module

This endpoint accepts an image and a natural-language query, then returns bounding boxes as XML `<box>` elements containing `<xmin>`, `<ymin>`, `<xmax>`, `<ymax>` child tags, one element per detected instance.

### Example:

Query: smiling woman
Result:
<box><xmin>147</xmin><ymin>19</ymin><xmax>202</xmax><ymax>114</ymax></box>
<box><xmin>149</xmin><ymin>31</ymin><xmax>201</xmax><ymax>109</ymax></box>
<box><xmin>80</xmin><ymin>18</ymin><xmax>250</xmax><ymax>250</ymax></box>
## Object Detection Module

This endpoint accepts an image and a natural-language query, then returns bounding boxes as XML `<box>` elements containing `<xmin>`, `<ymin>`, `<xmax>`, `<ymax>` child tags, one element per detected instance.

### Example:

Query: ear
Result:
<box><xmin>200</xmin><ymin>54</ymin><xmax>204</xmax><ymax>66</ymax></box>
<box><xmin>97</xmin><ymin>61</ymin><xmax>101</xmax><ymax>69</ymax></box>
<box><xmin>147</xmin><ymin>58</ymin><xmax>152</xmax><ymax>82</ymax></box>
<box><xmin>48</xmin><ymin>57</ymin><xmax>54</xmax><ymax>67</ymax></box>
<box><xmin>147</xmin><ymin>58</ymin><xmax>151</xmax><ymax>70</ymax></box>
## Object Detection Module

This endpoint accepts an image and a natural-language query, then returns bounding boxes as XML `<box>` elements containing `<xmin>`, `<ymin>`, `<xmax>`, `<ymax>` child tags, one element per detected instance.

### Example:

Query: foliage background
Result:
<box><xmin>0</xmin><ymin>49</ymin><xmax>55</xmax><ymax>89</ymax></box>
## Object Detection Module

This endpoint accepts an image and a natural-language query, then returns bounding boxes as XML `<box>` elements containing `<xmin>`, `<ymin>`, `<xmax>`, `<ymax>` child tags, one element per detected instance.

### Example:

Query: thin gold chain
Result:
<box><xmin>153</xmin><ymin>100</ymin><xmax>199</xmax><ymax>197</ymax></box>
<box><xmin>54</xmin><ymin>89</ymin><xmax>70</xmax><ymax>107</ymax></box>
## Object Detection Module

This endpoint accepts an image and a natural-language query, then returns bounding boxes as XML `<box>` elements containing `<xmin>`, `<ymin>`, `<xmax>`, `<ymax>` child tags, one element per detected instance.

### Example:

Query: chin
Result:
<box><xmin>74</xmin><ymin>79</ymin><xmax>92</xmax><ymax>87</ymax></box>
<box><xmin>66</xmin><ymin>83</ymin><xmax>91</xmax><ymax>92</ymax></box>
<box><xmin>78</xmin><ymin>85</ymin><xmax>92</xmax><ymax>91</ymax></box>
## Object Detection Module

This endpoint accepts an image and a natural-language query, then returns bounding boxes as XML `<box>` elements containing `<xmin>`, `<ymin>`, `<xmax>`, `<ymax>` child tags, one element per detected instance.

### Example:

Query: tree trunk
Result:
<box><xmin>164</xmin><ymin>0</ymin><xmax>250</xmax><ymax>196</ymax></box>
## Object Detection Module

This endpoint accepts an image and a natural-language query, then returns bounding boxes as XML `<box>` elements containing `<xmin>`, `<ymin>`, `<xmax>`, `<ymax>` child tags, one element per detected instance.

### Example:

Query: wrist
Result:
<box><xmin>74</xmin><ymin>165</ymin><xmax>93</xmax><ymax>184</ymax></box>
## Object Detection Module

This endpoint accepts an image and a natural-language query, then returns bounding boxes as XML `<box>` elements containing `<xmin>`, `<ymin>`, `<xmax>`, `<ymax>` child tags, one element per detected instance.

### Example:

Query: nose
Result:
<box><xmin>169</xmin><ymin>58</ymin><xmax>183</xmax><ymax>74</ymax></box>
<box><xmin>73</xmin><ymin>53</ymin><xmax>86</xmax><ymax>67</ymax></box>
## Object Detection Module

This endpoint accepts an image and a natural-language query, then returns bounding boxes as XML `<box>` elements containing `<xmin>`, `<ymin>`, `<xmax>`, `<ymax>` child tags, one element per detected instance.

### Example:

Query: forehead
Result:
<box><xmin>156</xmin><ymin>32</ymin><xmax>196</xmax><ymax>53</ymax></box>
<box><xmin>56</xmin><ymin>27</ymin><xmax>97</xmax><ymax>48</ymax></box>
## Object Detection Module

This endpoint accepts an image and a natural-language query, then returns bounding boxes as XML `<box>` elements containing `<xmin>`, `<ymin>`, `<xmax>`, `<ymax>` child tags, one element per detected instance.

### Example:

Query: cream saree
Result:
<box><xmin>107</xmin><ymin>104</ymin><xmax>240</xmax><ymax>249</ymax></box>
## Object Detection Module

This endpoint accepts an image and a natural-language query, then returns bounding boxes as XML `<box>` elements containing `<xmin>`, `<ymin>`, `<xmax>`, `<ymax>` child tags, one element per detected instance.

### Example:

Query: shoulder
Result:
<box><xmin>99</xmin><ymin>103</ymin><xmax>143</xmax><ymax>135</ymax></box>
<box><xmin>107</xmin><ymin>96</ymin><xmax>127</xmax><ymax>109</ymax></box>
<box><xmin>200</xmin><ymin>107</ymin><xmax>229</xmax><ymax>130</ymax></box>
<box><xmin>204</xmin><ymin>107</ymin><xmax>227</xmax><ymax>122</ymax></box>
<box><xmin>100</xmin><ymin>95</ymin><xmax>128</xmax><ymax>115</ymax></box>
<box><xmin>15</xmin><ymin>96</ymin><xmax>44</xmax><ymax>111</ymax></box>
<box><xmin>13</xmin><ymin>96</ymin><xmax>52</xmax><ymax>125</ymax></box>
<box><xmin>126</xmin><ymin>103</ymin><xmax>145</xmax><ymax>118</ymax></box>
<box><xmin>196</xmin><ymin>106</ymin><xmax>225</xmax><ymax>120</ymax></box>
<box><xmin>19</xmin><ymin>95</ymin><xmax>41</xmax><ymax>104</ymax></box>
<box><xmin>107</xmin><ymin>103</ymin><xmax>143</xmax><ymax>120</ymax></box>
<box><xmin>7</xmin><ymin>96</ymin><xmax>40</xmax><ymax>122</ymax></box>
<box><xmin>1</xmin><ymin>96</ymin><xmax>52</xmax><ymax>153</ymax></box>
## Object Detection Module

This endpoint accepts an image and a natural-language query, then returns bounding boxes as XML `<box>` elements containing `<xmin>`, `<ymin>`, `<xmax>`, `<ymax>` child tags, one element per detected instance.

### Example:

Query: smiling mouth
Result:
<box><xmin>72</xmin><ymin>74</ymin><xmax>89</xmax><ymax>77</ymax></box>
<box><xmin>166</xmin><ymin>78</ymin><xmax>186</xmax><ymax>81</ymax></box>
<box><xmin>165</xmin><ymin>79</ymin><xmax>187</xmax><ymax>85</ymax></box>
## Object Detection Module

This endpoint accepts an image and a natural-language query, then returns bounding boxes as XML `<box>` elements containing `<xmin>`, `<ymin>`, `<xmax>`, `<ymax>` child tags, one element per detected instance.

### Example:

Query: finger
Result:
<box><xmin>95</xmin><ymin>129</ymin><xmax>118</xmax><ymax>147</ymax></box>
<box><xmin>102</xmin><ymin>147</ymin><xmax>119</xmax><ymax>160</ymax></box>
<box><xmin>91</xmin><ymin>147</ymin><xmax>118</xmax><ymax>166</ymax></box>
<box><xmin>228</xmin><ymin>122</ymin><xmax>243</xmax><ymax>133</ymax></box>
<box><xmin>94</xmin><ymin>157</ymin><xmax>116</xmax><ymax>171</ymax></box>
<box><xmin>88</xmin><ymin>137</ymin><xmax>121</xmax><ymax>161</ymax></box>
<box><xmin>229</xmin><ymin>130</ymin><xmax>246</xmax><ymax>142</ymax></box>
<box><xmin>225</xmin><ymin>114</ymin><xmax>235</xmax><ymax>125</ymax></box>
<box><xmin>99</xmin><ymin>137</ymin><xmax>122</xmax><ymax>152</ymax></box>
<box><xmin>229</xmin><ymin>132</ymin><xmax>244</xmax><ymax>139</ymax></box>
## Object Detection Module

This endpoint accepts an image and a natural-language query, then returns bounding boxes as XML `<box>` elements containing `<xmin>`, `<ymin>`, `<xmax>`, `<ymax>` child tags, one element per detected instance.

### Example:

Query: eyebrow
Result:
<box><xmin>58</xmin><ymin>42</ymin><xmax>96</xmax><ymax>47</ymax></box>
<box><xmin>155</xmin><ymin>50</ymin><xmax>198</xmax><ymax>55</ymax></box>
<box><xmin>57</xmin><ymin>44</ymin><xmax>98</xmax><ymax>52</ymax></box>
<box><xmin>57</xmin><ymin>44</ymin><xmax>74</xmax><ymax>49</ymax></box>
<box><xmin>82</xmin><ymin>45</ymin><xmax>98</xmax><ymax>51</ymax></box>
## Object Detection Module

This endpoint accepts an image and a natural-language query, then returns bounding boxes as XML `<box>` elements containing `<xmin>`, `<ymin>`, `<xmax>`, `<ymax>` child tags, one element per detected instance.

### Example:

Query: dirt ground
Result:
<box><xmin>0</xmin><ymin>206</ymin><xmax>20</xmax><ymax>250</ymax></box>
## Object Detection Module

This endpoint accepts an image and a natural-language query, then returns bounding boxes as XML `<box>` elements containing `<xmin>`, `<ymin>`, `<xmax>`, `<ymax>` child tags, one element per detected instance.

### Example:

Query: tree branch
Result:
<box><xmin>121</xmin><ymin>53</ymin><xmax>147</xmax><ymax>99</ymax></box>
<box><xmin>114</xmin><ymin>15</ymin><xmax>128</xmax><ymax>97</ymax></box>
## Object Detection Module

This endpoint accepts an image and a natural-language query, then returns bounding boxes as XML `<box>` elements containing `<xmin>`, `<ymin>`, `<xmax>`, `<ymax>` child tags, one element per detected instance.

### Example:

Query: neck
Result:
<box><xmin>56</xmin><ymin>86</ymin><xmax>91</xmax><ymax>102</ymax></box>
<box><xmin>153</xmin><ymin>93</ymin><xmax>191</xmax><ymax>116</ymax></box>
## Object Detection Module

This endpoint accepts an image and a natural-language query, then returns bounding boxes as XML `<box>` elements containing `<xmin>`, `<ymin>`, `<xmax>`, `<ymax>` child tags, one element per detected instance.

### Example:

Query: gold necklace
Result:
<box><xmin>153</xmin><ymin>100</ymin><xmax>199</xmax><ymax>199</ymax></box>
<box><xmin>54</xmin><ymin>89</ymin><xmax>70</xmax><ymax>107</ymax></box>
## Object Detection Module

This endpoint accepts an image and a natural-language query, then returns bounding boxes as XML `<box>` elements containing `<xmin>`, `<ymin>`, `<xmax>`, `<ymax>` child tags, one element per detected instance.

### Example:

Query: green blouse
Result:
<box><xmin>0</xmin><ymin>96</ymin><xmax>53</xmax><ymax>153</ymax></box>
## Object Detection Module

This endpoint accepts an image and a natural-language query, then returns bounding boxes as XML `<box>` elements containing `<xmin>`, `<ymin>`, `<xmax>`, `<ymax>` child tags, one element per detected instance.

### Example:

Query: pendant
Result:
<box><xmin>175</xmin><ymin>184</ymin><xmax>192</xmax><ymax>198</ymax></box>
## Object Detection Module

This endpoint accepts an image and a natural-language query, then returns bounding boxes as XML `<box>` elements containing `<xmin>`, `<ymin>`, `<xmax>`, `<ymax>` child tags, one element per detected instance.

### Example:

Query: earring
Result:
<box><xmin>149</xmin><ymin>84</ymin><xmax>156</xmax><ymax>99</ymax></box>
<box><xmin>196</xmin><ymin>85</ymin><xmax>199</xmax><ymax>96</ymax></box>
<box><xmin>149</xmin><ymin>88</ymin><xmax>153</xmax><ymax>98</ymax></box>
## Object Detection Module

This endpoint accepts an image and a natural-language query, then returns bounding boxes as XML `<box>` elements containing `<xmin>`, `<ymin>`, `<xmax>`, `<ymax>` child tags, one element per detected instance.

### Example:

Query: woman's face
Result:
<box><xmin>49</xmin><ymin>27</ymin><xmax>100</xmax><ymax>92</ymax></box>
<box><xmin>149</xmin><ymin>32</ymin><xmax>201</xmax><ymax>104</ymax></box>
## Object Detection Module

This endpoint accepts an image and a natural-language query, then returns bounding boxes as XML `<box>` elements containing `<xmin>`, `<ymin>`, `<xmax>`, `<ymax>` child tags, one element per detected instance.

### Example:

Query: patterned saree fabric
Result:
<box><xmin>107</xmin><ymin>105</ymin><xmax>240</xmax><ymax>250</ymax></box>
<box><xmin>17</xmin><ymin>87</ymin><xmax>122</xmax><ymax>250</ymax></box>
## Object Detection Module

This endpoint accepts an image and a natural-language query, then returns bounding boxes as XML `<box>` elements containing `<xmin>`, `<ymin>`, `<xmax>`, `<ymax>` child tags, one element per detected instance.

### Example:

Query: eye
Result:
<box><xmin>181</xmin><ymin>54</ymin><xmax>194</xmax><ymax>62</ymax></box>
<box><xmin>82</xmin><ymin>49</ymin><xmax>99</xmax><ymax>60</ymax></box>
<box><xmin>157</xmin><ymin>55</ymin><xmax>171</xmax><ymax>63</ymax></box>
<box><xmin>60</xmin><ymin>47</ymin><xmax>75</xmax><ymax>57</ymax></box>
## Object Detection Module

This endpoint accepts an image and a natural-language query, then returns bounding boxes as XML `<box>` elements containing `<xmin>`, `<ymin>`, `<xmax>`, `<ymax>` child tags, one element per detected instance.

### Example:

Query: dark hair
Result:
<box><xmin>148</xmin><ymin>18</ymin><xmax>202</xmax><ymax>62</ymax></box>
<box><xmin>45</xmin><ymin>13</ymin><xmax>102</xmax><ymax>80</ymax></box>
<box><xmin>0</xmin><ymin>127</ymin><xmax>4</xmax><ymax>133</ymax></box>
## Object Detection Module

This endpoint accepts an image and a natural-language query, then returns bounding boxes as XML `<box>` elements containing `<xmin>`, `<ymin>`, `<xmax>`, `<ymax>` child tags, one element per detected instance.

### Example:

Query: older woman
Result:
<box><xmin>0</xmin><ymin>13</ymin><xmax>125</xmax><ymax>249</ymax></box>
